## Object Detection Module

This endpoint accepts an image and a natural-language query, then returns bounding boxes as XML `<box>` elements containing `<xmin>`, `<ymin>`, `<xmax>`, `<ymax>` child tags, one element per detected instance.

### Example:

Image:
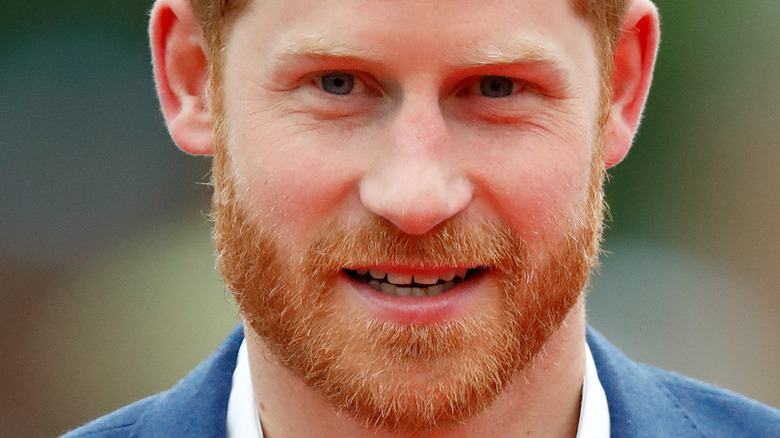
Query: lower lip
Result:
<box><xmin>341</xmin><ymin>271</ymin><xmax>487</xmax><ymax>325</ymax></box>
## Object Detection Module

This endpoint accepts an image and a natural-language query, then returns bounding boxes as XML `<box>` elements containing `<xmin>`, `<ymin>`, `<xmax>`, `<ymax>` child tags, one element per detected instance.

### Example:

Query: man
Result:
<box><xmin>63</xmin><ymin>0</ymin><xmax>780</xmax><ymax>436</ymax></box>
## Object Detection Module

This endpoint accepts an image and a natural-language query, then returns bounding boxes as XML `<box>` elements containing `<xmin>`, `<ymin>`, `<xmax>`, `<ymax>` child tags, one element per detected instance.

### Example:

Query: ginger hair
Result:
<box><xmin>189</xmin><ymin>0</ymin><xmax>629</xmax><ymax>66</ymax></box>
<box><xmin>195</xmin><ymin>0</ymin><xmax>629</xmax><ymax>188</ymax></box>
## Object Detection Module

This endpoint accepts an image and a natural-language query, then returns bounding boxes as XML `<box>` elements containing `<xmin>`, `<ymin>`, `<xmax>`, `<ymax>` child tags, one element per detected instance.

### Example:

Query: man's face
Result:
<box><xmin>213</xmin><ymin>0</ymin><xmax>603</xmax><ymax>432</ymax></box>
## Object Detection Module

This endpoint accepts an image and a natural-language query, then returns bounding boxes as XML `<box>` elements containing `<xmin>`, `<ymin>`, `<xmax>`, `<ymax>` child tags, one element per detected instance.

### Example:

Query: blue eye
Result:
<box><xmin>320</xmin><ymin>73</ymin><xmax>355</xmax><ymax>95</ymax></box>
<box><xmin>480</xmin><ymin>76</ymin><xmax>514</xmax><ymax>98</ymax></box>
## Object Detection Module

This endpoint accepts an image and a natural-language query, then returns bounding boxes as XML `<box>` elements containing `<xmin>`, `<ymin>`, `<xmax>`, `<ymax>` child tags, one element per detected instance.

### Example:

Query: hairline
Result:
<box><xmin>191</xmin><ymin>0</ymin><xmax>628</xmax><ymax>60</ymax></box>
<box><xmin>199</xmin><ymin>0</ymin><xmax>626</xmax><ymax>177</ymax></box>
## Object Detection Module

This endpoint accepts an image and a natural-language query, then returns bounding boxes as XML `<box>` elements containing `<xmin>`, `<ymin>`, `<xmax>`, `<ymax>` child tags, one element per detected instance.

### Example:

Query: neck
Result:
<box><xmin>245</xmin><ymin>301</ymin><xmax>586</xmax><ymax>438</ymax></box>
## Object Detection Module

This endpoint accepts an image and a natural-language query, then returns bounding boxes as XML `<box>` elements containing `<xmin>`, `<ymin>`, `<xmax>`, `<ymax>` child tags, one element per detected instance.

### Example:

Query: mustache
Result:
<box><xmin>303</xmin><ymin>216</ymin><xmax>531</xmax><ymax>274</ymax></box>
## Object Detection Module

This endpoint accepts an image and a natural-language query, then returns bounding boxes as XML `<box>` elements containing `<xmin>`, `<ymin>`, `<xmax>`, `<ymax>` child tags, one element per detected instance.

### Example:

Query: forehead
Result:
<box><xmin>226</xmin><ymin>0</ymin><xmax>597</xmax><ymax>76</ymax></box>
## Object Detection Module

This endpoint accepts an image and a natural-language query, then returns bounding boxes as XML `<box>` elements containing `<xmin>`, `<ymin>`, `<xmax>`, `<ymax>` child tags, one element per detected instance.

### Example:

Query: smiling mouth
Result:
<box><xmin>344</xmin><ymin>268</ymin><xmax>482</xmax><ymax>298</ymax></box>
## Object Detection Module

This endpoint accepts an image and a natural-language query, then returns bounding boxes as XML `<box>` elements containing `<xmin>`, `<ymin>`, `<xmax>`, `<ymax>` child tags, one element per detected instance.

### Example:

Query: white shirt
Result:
<box><xmin>227</xmin><ymin>340</ymin><xmax>610</xmax><ymax>438</ymax></box>
<box><xmin>577</xmin><ymin>342</ymin><xmax>611</xmax><ymax>437</ymax></box>
<box><xmin>226</xmin><ymin>340</ymin><xmax>263</xmax><ymax>438</ymax></box>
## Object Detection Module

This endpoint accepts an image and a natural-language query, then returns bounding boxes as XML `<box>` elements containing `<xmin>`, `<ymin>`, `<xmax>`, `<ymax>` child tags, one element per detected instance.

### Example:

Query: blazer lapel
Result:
<box><xmin>131</xmin><ymin>324</ymin><xmax>244</xmax><ymax>437</ymax></box>
<box><xmin>587</xmin><ymin>326</ymin><xmax>704</xmax><ymax>438</ymax></box>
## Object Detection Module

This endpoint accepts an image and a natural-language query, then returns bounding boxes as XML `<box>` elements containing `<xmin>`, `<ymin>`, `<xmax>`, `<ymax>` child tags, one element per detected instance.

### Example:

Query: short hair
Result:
<box><xmin>190</xmin><ymin>0</ymin><xmax>628</xmax><ymax>165</ymax></box>
<box><xmin>189</xmin><ymin>0</ymin><xmax>629</xmax><ymax>64</ymax></box>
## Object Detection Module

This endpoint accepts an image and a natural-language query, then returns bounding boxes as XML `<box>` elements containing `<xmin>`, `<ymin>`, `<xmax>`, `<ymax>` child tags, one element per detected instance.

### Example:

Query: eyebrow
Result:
<box><xmin>269</xmin><ymin>32</ymin><xmax>570</xmax><ymax>76</ymax></box>
<box><xmin>268</xmin><ymin>32</ymin><xmax>383</xmax><ymax>64</ymax></box>
<box><xmin>456</xmin><ymin>37</ymin><xmax>570</xmax><ymax>73</ymax></box>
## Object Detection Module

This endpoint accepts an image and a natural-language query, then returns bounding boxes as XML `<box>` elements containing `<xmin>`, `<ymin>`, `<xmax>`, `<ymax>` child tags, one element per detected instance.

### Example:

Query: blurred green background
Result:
<box><xmin>1</xmin><ymin>1</ymin><xmax>778</xmax><ymax>436</ymax></box>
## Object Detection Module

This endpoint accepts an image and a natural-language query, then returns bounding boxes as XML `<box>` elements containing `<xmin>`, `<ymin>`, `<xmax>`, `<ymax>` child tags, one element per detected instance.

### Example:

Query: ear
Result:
<box><xmin>150</xmin><ymin>0</ymin><xmax>213</xmax><ymax>155</ymax></box>
<box><xmin>604</xmin><ymin>0</ymin><xmax>660</xmax><ymax>168</ymax></box>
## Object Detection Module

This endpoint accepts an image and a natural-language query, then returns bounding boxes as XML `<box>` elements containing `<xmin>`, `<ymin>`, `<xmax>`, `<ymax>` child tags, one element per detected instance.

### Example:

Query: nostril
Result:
<box><xmin>359</xmin><ymin>173</ymin><xmax>473</xmax><ymax>235</ymax></box>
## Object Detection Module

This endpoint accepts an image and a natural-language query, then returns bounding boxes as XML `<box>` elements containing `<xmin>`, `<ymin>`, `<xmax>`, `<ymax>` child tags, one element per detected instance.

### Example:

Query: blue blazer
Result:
<box><xmin>62</xmin><ymin>325</ymin><xmax>780</xmax><ymax>437</ymax></box>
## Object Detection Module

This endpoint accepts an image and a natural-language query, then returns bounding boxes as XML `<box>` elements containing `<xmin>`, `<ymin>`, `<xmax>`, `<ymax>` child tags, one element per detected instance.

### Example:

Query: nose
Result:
<box><xmin>359</xmin><ymin>97</ymin><xmax>472</xmax><ymax>235</ymax></box>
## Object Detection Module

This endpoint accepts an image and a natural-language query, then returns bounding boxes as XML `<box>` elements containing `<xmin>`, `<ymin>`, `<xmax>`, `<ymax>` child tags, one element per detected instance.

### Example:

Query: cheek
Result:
<box><xmin>226</xmin><ymin>115</ymin><xmax>367</xmax><ymax>245</ymax></box>
<box><xmin>466</xmin><ymin>131</ymin><xmax>594</xmax><ymax>247</ymax></box>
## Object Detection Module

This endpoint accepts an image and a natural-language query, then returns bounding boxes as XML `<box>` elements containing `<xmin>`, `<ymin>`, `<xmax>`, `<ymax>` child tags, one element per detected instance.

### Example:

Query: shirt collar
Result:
<box><xmin>577</xmin><ymin>339</ymin><xmax>611</xmax><ymax>438</ymax></box>
<box><xmin>227</xmin><ymin>339</ymin><xmax>263</xmax><ymax>438</ymax></box>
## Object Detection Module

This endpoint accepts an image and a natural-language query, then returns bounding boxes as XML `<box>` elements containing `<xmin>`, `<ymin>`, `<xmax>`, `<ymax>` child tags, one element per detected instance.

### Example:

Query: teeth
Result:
<box><xmin>411</xmin><ymin>287</ymin><xmax>426</xmax><ymax>297</ymax></box>
<box><xmin>353</xmin><ymin>268</ymin><xmax>476</xmax><ymax>298</ymax></box>
<box><xmin>360</xmin><ymin>269</ymin><xmax>468</xmax><ymax>284</ymax></box>
<box><xmin>413</xmin><ymin>274</ymin><xmax>440</xmax><ymax>285</ymax></box>
<box><xmin>387</xmin><ymin>273</ymin><xmax>413</xmax><ymax>285</ymax></box>
<box><xmin>440</xmin><ymin>272</ymin><xmax>456</xmax><ymax>282</ymax></box>
<box><xmin>395</xmin><ymin>287</ymin><xmax>413</xmax><ymax>297</ymax></box>
<box><xmin>366</xmin><ymin>278</ymin><xmax>460</xmax><ymax>297</ymax></box>
<box><xmin>380</xmin><ymin>282</ymin><xmax>395</xmax><ymax>295</ymax></box>
<box><xmin>428</xmin><ymin>284</ymin><xmax>444</xmax><ymax>296</ymax></box>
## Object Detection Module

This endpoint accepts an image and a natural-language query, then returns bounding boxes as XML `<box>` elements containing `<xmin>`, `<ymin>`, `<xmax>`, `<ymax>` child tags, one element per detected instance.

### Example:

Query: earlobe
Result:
<box><xmin>604</xmin><ymin>0</ymin><xmax>660</xmax><ymax>168</ymax></box>
<box><xmin>150</xmin><ymin>0</ymin><xmax>213</xmax><ymax>155</ymax></box>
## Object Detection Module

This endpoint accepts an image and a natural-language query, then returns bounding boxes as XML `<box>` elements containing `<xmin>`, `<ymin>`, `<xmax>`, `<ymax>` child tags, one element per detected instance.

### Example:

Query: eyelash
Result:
<box><xmin>308</xmin><ymin>71</ymin><xmax>536</xmax><ymax>99</ymax></box>
<box><xmin>458</xmin><ymin>76</ymin><xmax>537</xmax><ymax>99</ymax></box>
<box><xmin>311</xmin><ymin>71</ymin><xmax>373</xmax><ymax>97</ymax></box>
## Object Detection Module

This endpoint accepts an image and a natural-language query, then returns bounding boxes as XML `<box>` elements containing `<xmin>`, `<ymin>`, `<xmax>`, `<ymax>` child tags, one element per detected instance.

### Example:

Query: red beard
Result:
<box><xmin>213</xmin><ymin>181</ymin><xmax>598</xmax><ymax>433</ymax></box>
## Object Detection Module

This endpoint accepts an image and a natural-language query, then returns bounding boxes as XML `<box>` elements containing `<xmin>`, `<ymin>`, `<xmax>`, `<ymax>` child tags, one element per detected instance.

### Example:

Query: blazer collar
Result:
<box><xmin>131</xmin><ymin>324</ymin><xmax>245</xmax><ymax>437</ymax></box>
<box><xmin>127</xmin><ymin>324</ymin><xmax>703</xmax><ymax>437</ymax></box>
<box><xmin>587</xmin><ymin>326</ymin><xmax>703</xmax><ymax>438</ymax></box>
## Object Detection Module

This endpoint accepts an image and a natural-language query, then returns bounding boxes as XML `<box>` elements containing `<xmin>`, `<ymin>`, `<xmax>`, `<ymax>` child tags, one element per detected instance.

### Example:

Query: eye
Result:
<box><xmin>479</xmin><ymin>76</ymin><xmax>515</xmax><ymax>98</ymax></box>
<box><xmin>319</xmin><ymin>72</ymin><xmax>356</xmax><ymax>95</ymax></box>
